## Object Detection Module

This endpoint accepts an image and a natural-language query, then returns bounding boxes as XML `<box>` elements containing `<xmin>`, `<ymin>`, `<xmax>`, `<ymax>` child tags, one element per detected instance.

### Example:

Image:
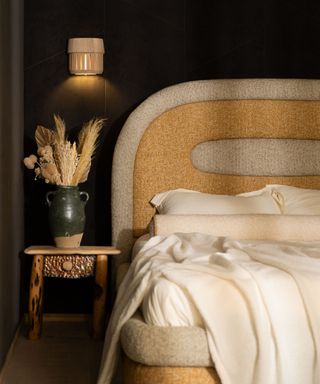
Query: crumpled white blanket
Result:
<box><xmin>97</xmin><ymin>233</ymin><xmax>320</xmax><ymax>384</ymax></box>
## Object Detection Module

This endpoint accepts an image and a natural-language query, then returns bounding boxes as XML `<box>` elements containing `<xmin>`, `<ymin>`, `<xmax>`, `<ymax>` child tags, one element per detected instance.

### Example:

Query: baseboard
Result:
<box><xmin>43</xmin><ymin>313</ymin><xmax>91</xmax><ymax>322</ymax></box>
<box><xmin>23</xmin><ymin>312</ymin><xmax>91</xmax><ymax>322</ymax></box>
<box><xmin>0</xmin><ymin>321</ymin><xmax>23</xmax><ymax>384</ymax></box>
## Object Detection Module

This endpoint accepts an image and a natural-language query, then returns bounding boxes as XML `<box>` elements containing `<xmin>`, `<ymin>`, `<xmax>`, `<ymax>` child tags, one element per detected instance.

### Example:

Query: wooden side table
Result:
<box><xmin>24</xmin><ymin>245</ymin><xmax>120</xmax><ymax>340</ymax></box>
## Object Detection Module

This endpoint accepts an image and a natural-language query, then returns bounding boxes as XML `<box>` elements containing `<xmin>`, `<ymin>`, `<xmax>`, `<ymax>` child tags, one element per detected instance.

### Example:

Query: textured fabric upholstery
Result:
<box><xmin>152</xmin><ymin>214</ymin><xmax>320</xmax><ymax>240</ymax></box>
<box><xmin>191</xmin><ymin>138</ymin><xmax>320</xmax><ymax>176</ymax></box>
<box><xmin>121</xmin><ymin>312</ymin><xmax>212</xmax><ymax>367</ymax></box>
<box><xmin>112</xmin><ymin>79</ymin><xmax>320</xmax><ymax>264</ymax></box>
<box><xmin>122</xmin><ymin>355</ymin><xmax>221</xmax><ymax>384</ymax></box>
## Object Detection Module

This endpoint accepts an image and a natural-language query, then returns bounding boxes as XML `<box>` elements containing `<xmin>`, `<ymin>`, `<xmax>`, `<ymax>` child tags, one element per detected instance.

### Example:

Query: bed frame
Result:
<box><xmin>111</xmin><ymin>79</ymin><xmax>320</xmax><ymax>384</ymax></box>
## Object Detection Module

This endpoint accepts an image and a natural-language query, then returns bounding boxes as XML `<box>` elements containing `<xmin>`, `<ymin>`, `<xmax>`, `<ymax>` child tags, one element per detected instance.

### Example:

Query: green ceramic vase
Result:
<box><xmin>46</xmin><ymin>186</ymin><xmax>89</xmax><ymax>248</ymax></box>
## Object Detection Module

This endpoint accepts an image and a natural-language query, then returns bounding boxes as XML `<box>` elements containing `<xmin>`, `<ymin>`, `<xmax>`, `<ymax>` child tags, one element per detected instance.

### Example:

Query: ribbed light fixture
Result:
<box><xmin>68</xmin><ymin>38</ymin><xmax>105</xmax><ymax>75</ymax></box>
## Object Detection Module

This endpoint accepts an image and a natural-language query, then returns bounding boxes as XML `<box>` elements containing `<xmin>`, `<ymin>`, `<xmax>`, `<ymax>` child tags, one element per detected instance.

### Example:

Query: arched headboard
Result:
<box><xmin>112</xmin><ymin>79</ymin><xmax>320</xmax><ymax>264</ymax></box>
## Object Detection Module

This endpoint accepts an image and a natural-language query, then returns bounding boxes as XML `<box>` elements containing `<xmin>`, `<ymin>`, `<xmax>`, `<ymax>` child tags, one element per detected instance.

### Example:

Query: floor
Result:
<box><xmin>0</xmin><ymin>316</ymin><xmax>104</xmax><ymax>384</ymax></box>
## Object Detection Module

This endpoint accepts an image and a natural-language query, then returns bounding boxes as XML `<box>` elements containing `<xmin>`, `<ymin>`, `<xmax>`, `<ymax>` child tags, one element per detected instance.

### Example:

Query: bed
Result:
<box><xmin>98</xmin><ymin>79</ymin><xmax>320</xmax><ymax>384</ymax></box>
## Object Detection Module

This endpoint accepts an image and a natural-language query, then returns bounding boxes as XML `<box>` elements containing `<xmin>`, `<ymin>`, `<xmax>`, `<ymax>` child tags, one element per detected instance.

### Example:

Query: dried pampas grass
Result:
<box><xmin>23</xmin><ymin>115</ymin><xmax>105</xmax><ymax>186</ymax></box>
<box><xmin>72</xmin><ymin>118</ymin><xmax>104</xmax><ymax>185</ymax></box>
<box><xmin>35</xmin><ymin>126</ymin><xmax>55</xmax><ymax>148</ymax></box>
<box><xmin>54</xmin><ymin>141</ymin><xmax>78</xmax><ymax>185</ymax></box>
<box><xmin>53</xmin><ymin>115</ymin><xmax>66</xmax><ymax>145</ymax></box>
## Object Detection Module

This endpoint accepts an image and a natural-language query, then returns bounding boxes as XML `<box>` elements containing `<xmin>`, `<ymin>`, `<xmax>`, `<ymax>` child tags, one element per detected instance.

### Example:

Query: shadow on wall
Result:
<box><xmin>44</xmin><ymin>76</ymin><xmax>106</xmax><ymax>124</ymax></box>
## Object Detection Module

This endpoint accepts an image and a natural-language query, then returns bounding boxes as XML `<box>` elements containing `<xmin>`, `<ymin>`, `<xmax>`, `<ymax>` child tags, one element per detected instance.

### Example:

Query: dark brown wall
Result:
<box><xmin>0</xmin><ymin>0</ymin><xmax>23</xmax><ymax>368</ymax></box>
<box><xmin>24</xmin><ymin>0</ymin><xmax>320</xmax><ymax>312</ymax></box>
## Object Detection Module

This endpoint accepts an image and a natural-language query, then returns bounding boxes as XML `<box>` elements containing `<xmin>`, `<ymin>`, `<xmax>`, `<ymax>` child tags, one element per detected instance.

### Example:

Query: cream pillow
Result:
<box><xmin>237</xmin><ymin>186</ymin><xmax>284</xmax><ymax>213</ymax></box>
<box><xmin>237</xmin><ymin>187</ymin><xmax>269</xmax><ymax>197</ymax></box>
<box><xmin>266</xmin><ymin>184</ymin><xmax>320</xmax><ymax>214</ymax></box>
<box><xmin>152</xmin><ymin>214</ymin><xmax>320</xmax><ymax>241</ymax></box>
<box><xmin>150</xmin><ymin>188</ymin><xmax>281</xmax><ymax>215</ymax></box>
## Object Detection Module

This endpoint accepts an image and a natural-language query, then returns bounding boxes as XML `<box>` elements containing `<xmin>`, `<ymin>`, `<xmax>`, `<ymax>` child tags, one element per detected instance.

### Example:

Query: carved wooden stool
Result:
<box><xmin>24</xmin><ymin>245</ymin><xmax>120</xmax><ymax>340</ymax></box>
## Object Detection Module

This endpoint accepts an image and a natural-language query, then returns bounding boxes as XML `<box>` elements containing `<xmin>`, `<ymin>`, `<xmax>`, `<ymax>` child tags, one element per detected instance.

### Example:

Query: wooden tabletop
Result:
<box><xmin>24</xmin><ymin>245</ymin><xmax>121</xmax><ymax>255</ymax></box>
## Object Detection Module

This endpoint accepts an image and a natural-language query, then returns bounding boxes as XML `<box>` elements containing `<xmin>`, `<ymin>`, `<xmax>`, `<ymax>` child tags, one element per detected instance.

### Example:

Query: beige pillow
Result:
<box><xmin>150</xmin><ymin>188</ymin><xmax>281</xmax><ymax>215</ymax></box>
<box><xmin>152</xmin><ymin>214</ymin><xmax>320</xmax><ymax>241</ymax></box>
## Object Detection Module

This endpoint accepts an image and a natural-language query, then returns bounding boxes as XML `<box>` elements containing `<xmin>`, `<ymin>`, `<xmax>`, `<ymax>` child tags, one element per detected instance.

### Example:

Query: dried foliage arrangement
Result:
<box><xmin>24</xmin><ymin>115</ymin><xmax>104</xmax><ymax>185</ymax></box>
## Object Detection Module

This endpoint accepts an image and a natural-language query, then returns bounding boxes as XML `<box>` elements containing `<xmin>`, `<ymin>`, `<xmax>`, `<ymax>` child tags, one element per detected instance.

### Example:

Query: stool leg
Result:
<box><xmin>28</xmin><ymin>255</ymin><xmax>44</xmax><ymax>340</ymax></box>
<box><xmin>93</xmin><ymin>254</ymin><xmax>108</xmax><ymax>339</ymax></box>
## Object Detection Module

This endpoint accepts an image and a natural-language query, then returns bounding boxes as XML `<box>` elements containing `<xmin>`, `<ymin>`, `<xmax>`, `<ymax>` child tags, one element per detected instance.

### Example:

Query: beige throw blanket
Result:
<box><xmin>98</xmin><ymin>233</ymin><xmax>320</xmax><ymax>384</ymax></box>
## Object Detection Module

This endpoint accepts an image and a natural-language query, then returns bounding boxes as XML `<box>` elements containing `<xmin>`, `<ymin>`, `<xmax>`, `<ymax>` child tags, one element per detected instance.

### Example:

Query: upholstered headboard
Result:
<box><xmin>112</xmin><ymin>79</ymin><xmax>320</xmax><ymax>264</ymax></box>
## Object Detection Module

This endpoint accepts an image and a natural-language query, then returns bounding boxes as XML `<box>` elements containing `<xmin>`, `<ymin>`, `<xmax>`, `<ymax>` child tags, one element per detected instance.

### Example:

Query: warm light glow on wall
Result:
<box><xmin>68</xmin><ymin>38</ymin><xmax>105</xmax><ymax>75</ymax></box>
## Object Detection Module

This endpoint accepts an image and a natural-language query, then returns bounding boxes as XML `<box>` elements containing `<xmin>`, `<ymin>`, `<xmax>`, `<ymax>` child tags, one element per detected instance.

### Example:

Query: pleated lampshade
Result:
<box><xmin>68</xmin><ymin>38</ymin><xmax>105</xmax><ymax>75</ymax></box>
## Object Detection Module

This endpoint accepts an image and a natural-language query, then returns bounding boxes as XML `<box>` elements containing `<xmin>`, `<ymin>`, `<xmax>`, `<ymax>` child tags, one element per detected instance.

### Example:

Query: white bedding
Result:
<box><xmin>98</xmin><ymin>233</ymin><xmax>320</xmax><ymax>384</ymax></box>
<box><xmin>132</xmin><ymin>233</ymin><xmax>150</xmax><ymax>259</ymax></box>
<box><xmin>142</xmin><ymin>276</ymin><xmax>204</xmax><ymax>327</ymax></box>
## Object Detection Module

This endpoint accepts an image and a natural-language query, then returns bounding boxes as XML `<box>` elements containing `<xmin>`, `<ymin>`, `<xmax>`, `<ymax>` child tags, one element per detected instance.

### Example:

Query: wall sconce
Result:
<box><xmin>68</xmin><ymin>38</ymin><xmax>105</xmax><ymax>75</ymax></box>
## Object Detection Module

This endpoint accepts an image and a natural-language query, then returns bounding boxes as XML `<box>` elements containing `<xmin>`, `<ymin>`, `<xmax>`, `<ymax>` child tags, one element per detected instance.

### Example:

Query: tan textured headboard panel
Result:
<box><xmin>112</xmin><ymin>79</ymin><xmax>320</xmax><ymax>264</ymax></box>
<box><xmin>133</xmin><ymin>100</ymin><xmax>320</xmax><ymax>236</ymax></box>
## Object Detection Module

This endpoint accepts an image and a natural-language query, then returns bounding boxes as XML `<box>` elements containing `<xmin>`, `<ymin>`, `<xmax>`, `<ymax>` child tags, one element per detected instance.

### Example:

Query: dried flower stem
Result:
<box><xmin>23</xmin><ymin>115</ymin><xmax>104</xmax><ymax>186</ymax></box>
<box><xmin>53</xmin><ymin>142</ymin><xmax>78</xmax><ymax>185</ymax></box>
<box><xmin>71</xmin><ymin>118</ymin><xmax>104</xmax><ymax>185</ymax></box>
<box><xmin>53</xmin><ymin>114</ymin><xmax>66</xmax><ymax>145</ymax></box>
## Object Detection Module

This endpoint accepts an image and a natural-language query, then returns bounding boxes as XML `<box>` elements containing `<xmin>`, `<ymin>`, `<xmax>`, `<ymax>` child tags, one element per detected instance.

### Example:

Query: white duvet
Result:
<box><xmin>97</xmin><ymin>233</ymin><xmax>320</xmax><ymax>384</ymax></box>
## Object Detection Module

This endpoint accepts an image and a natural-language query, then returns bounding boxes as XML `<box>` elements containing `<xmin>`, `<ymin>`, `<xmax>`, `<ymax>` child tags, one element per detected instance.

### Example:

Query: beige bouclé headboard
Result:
<box><xmin>112</xmin><ymin>79</ymin><xmax>320</xmax><ymax>265</ymax></box>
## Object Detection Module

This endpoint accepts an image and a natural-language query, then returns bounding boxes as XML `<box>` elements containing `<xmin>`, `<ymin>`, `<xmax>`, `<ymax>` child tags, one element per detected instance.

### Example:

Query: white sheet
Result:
<box><xmin>131</xmin><ymin>233</ymin><xmax>150</xmax><ymax>260</ymax></box>
<box><xmin>138</xmin><ymin>235</ymin><xmax>204</xmax><ymax>326</ymax></box>
<box><xmin>98</xmin><ymin>233</ymin><xmax>320</xmax><ymax>384</ymax></box>
<box><xmin>142</xmin><ymin>276</ymin><xmax>204</xmax><ymax>326</ymax></box>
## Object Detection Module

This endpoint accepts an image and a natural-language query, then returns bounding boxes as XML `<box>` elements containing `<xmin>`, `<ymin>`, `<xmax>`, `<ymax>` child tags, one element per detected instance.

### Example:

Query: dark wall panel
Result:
<box><xmin>24</xmin><ymin>0</ymin><xmax>320</xmax><ymax>312</ymax></box>
<box><xmin>24</xmin><ymin>1</ymin><xmax>107</xmax><ymax>313</ymax></box>
<box><xmin>0</xmin><ymin>0</ymin><xmax>24</xmax><ymax>368</ymax></box>
<box><xmin>264</xmin><ymin>0</ymin><xmax>320</xmax><ymax>78</ymax></box>
<box><xmin>25</xmin><ymin>0</ymin><xmax>104</xmax><ymax>70</ymax></box>
<box><xmin>106</xmin><ymin>0</ymin><xmax>185</xmax><ymax>92</ymax></box>
<box><xmin>186</xmin><ymin>0</ymin><xmax>264</xmax><ymax>78</ymax></box>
